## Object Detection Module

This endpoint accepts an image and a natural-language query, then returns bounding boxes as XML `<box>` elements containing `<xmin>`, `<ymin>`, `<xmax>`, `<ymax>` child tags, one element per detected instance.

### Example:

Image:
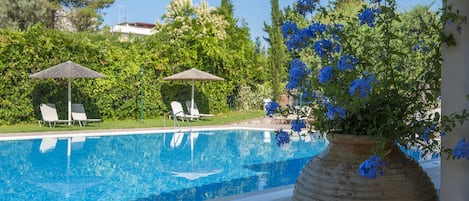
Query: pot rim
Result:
<box><xmin>327</xmin><ymin>133</ymin><xmax>377</xmax><ymax>145</ymax></box>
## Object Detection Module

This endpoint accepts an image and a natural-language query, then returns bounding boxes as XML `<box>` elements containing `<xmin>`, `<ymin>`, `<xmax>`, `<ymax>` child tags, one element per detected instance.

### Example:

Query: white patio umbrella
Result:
<box><xmin>30</xmin><ymin>61</ymin><xmax>107</xmax><ymax>125</ymax></box>
<box><xmin>163</xmin><ymin>68</ymin><xmax>224</xmax><ymax>114</ymax></box>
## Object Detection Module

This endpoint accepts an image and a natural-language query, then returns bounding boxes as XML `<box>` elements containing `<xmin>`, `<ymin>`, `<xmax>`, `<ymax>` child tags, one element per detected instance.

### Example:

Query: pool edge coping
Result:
<box><xmin>0</xmin><ymin>126</ymin><xmax>279</xmax><ymax>141</ymax></box>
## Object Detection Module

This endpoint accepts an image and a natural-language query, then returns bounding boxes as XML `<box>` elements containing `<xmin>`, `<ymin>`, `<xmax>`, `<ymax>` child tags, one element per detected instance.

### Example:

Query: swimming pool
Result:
<box><xmin>0</xmin><ymin>129</ymin><xmax>328</xmax><ymax>201</ymax></box>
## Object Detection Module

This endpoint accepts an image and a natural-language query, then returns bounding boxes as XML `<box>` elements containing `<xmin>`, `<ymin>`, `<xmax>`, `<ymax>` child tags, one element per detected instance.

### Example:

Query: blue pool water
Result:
<box><xmin>400</xmin><ymin>145</ymin><xmax>440</xmax><ymax>162</ymax></box>
<box><xmin>0</xmin><ymin>129</ymin><xmax>328</xmax><ymax>201</ymax></box>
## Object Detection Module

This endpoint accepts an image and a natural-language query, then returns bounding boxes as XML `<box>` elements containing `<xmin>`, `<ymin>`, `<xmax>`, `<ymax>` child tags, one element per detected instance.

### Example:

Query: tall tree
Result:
<box><xmin>0</xmin><ymin>0</ymin><xmax>114</xmax><ymax>31</ymax></box>
<box><xmin>64</xmin><ymin>0</ymin><xmax>115</xmax><ymax>31</ymax></box>
<box><xmin>264</xmin><ymin>0</ymin><xmax>287</xmax><ymax>101</ymax></box>
<box><xmin>219</xmin><ymin>0</ymin><xmax>234</xmax><ymax>19</ymax></box>
<box><xmin>0</xmin><ymin>0</ymin><xmax>48</xmax><ymax>30</ymax></box>
<box><xmin>217</xmin><ymin>0</ymin><xmax>268</xmax><ymax>84</ymax></box>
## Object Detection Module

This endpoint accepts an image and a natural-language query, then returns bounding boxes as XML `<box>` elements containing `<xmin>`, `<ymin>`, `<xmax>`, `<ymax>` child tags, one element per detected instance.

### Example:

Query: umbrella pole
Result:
<box><xmin>191</xmin><ymin>80</ymin><xmax>195</xmax><ymax>114</ymax></box>
<box><xmin>68</xmin><ymin>79</ymin><xmax>72</xmax><ymax>125</ymax></box>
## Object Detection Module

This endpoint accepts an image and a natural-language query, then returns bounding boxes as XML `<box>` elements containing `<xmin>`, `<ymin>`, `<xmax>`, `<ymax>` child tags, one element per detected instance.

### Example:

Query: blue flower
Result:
<box><xmin>296</xmin><ymin>0</ymin><xmax>317</xmax><ymax>15</ymax></box>
<box><xmin>265</xmin><ymin>101</ymin><xmax>281</xmax><ymax>117</ymax></box>
<box><xmin>358</xmin><ymin>155</ymin><xmax>386</xmax><ymax>178</ymax></box>
<box><xmin>283</xmin><ymin>21</ymin><xmax>318</xmax><ymax>51</ymax></box>
<box><xmin>422</xmin><ymin>127</ymin><xmax>431</xmax><ymax>143</ymax></box>
<box><xmin>440</xmin><ymin>131</ymin><xmax>446</xmax><ymax>137</ymax></box>
<box><xmin>326</xmin><ymin>104</ymin><xmax>346</xmax><ymax>120</ymax></box>
<box><xmin>284</xmin><ymin>26</ymin><xmax>319</xmax><ymax>51</ymax></box>
<box><xmin>281</xmin><ymin>21</ymin><xmax>299</xmax><ymax>38</ymax></box>
<box><xmin>349</xmin><ymin>73</ymin><xmax>375</xmax><ymax>98</ymax></box>
<box><xmin>318</xmin><ymin>65</ymin><xmax>333</xmax><ymax>84</ymax></box>
<box><xmin>313</xmin><ymin>39</ymin><xmax>335</xmax><ymax>58</ymax></box>
<box><xmin>358</xmin><ymin>8</ymin><xmax>381</xmax><ymax>27</ymax></box>
<box><xmin>413</xmin><ymin>39</ymin><xmax>431</xmax><ymax>53</ymax></box>
<box><xmin>287</xmin><ymin>58</ymin><xmax>308</xmax><ymax>89</ymax></box>
<box><xmin>285</xmin><ymin>34</ymin><xmax>308</xmax><ymax>51</ymax></box>
<box><xmin>453</xmin><ymin>138</ymin><xmax>469</xmax><ymax>160</ymax></box>
<box><xmin>420</xmin><ymin>124</ymin><xmax>436</xmax><ymax>143</ymax></box>
<box><xmin>291</xmin><ymin>119</ymin><xmax>306</xmax><ymax>132</ymax></box>
<box><xmin>326</xmin><ymin>105</ymin><xmax>335</xmax><ymax>119</ymax></box>
<box><xmin>338</xmin><ymin>54</ymin><xmax>358</xmax><ymax>71</ymax></box>
<box><xmin>335</xmin><ymin>107</ymin><xmax>346</xmax><ymax>119</ymax></box>
<box><xmin>307</xmin><ymin>22</ymin><xmax>327</xmax><ymax>38</ymax></box>
<box><xmin>276</xmin><ymin>130</ymin><xmax>291</xmax><ymax>146</ymax></box>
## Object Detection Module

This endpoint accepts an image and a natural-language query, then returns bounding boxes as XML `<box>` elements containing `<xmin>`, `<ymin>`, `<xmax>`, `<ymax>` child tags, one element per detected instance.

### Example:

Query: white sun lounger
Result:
<box><xmin>185</xmin><ymin>101</ymin><xmax>215</xmax><ymax>119</ymax></box>
<box><xmin>170</xmin><ymin>101</ymin><xmax>200</xmax><ymax>126</ymax></box>
<box><xmin>39</xmin><ymin>103</ymin><xmax>70</xmax><ymax>128</ymax></box>
<box><xmin>72</xmin><ymin>103</ymin><xmax>102</xmax><ymax>127</ymax></box>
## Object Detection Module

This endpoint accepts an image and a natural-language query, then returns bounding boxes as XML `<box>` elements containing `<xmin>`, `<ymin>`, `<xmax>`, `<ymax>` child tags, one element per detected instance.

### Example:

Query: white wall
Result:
<box><xmin>441</xmin><ymin>0</ymin><xmax>469</xmax><ymax>200</ymax></box>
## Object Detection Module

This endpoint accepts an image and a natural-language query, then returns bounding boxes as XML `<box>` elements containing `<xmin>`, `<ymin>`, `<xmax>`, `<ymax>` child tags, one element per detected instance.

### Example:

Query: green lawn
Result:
<box><xmin>0</xmin><ymin>110</ymin><xmax>266</xmax><ymax>134</ymax></box>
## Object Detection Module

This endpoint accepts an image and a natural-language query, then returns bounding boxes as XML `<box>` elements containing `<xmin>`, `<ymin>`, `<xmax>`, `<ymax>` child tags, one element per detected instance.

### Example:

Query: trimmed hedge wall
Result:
<box><xmin>0</xmin><ymin>25</ymin><xmax>269</xmax><ymax>125</ymax></box>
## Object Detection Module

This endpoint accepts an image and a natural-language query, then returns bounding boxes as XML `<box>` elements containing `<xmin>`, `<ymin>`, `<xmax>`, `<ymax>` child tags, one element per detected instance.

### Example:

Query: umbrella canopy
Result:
<box><xmin>163</xmin><ymin>68</ymin><xmax>224</xmax><ymax>114</ymax></box>
<box><xmin>163</xmin><ymin>68</ymin><xmax>224</xmax><ymax>81</ymax></box>
<box><xmin>30</xmin><ymin>61</ymin><xmax>107</xmax><ymax>125</ymax></box>
<box><xmin>30</xmin><ymin>61</ymin><xmax>107</xmax><ymax>79</ymax></box>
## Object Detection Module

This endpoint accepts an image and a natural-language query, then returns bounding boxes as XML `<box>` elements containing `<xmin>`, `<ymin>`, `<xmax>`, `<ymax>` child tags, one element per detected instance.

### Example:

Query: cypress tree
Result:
<box><xmin>264</xmin><ymin>0</ymin><xmax>287</xmax><ymax>101</ymax></box>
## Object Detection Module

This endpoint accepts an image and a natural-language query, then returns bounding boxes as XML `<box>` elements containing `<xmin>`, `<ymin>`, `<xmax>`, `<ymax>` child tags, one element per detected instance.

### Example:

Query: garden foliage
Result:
<box><xmin>267</xmin><ymin>0</ymin><xmax>469</xmax><ymax>178</ymax></box>
<box><xmin>0</xmin><ymin>0</ymin><xmax>269</xmax><ymax>125</ymax></box>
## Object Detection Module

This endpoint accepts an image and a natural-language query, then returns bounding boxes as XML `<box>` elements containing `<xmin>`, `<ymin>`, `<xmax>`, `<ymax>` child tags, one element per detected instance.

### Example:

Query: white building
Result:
<box><xmin>110</xmin><ymin>22</ymin><xmax>156</xmax><ymax>40</ymax></box>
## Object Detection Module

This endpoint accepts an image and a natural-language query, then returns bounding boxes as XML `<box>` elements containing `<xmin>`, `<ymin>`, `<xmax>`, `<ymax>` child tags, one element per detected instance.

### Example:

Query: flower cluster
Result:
<box><xmin>287</xmin><ymin>58</ymin><xmax>310</xmax><ymax>90</ymax></box>
<box><xmin>349</xmin><ymin>73</ymin><xmax>374</xmax><ymax>99</ymax></box>
<box><xmin>358</xmin><ymin>8</ymin><xmax>381</xmax><ymax>27</ymax></box>
<box><xmin>453</xmin><ymin>138</ymin><xmax>469</xmax><ymax>160</ymax></box>
<box><xmin>275</xmin><ymin>130</ymin><xmax>291</xmax><ymax>147</ymax></box>
<box><xmin>265</xmin><ymin>101</ymin><xmax>281</xmax><ymax>117</ymax></box>
<box><xmin>295</xmin><ymin>0</ymin><xmax>319</xmax><ymax>16</ymax></box>
<box><xmin>267</xmin><ymin>0</ymin><xmax>469</xmax><ymax>178</ymax></box>
<box><xmin>358</xmin><ymin>155</ymin><xmax>386</xmax><ymax>178</ymax></box>
<box><xmin>291</xmin><ymin>119</ymin><xmax>307</xmax><ymax>132</ymax></box>
<box><xmin>326</xmin><ymin>104</ymin><xmax>346</xmax><ymax>120</ymax></box>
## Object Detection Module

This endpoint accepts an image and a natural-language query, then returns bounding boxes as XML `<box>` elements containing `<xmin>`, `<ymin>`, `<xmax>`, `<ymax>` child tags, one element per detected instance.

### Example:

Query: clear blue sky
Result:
<box><xmin>102</xmin><ymin>0</ymin><xmax>442</xmax><ymax>42</ymax></box>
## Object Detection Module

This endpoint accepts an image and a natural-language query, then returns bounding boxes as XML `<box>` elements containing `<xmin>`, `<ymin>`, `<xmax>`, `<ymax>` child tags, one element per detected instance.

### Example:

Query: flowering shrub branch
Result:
<box><xmin>267</xmin><ymin>0</ymin><xmax>469</xmax><ymax>178</ymax></box>
<box><xmin>441</xmin><ymin>0</ymin><xmax>467</xmax><ymax>46</ymax></box>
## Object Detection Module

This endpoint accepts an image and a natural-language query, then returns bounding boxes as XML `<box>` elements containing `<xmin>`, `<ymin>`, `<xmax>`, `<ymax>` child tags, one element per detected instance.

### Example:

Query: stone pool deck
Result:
<box><xmin>0</xmin><ymin>116</ymin><xmax>441</xmax><ymax>201</ymax></box>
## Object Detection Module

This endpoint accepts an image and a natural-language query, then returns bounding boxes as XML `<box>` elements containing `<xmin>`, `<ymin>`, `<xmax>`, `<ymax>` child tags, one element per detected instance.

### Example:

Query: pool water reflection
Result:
<box><xmin>0</xmin><ymin>129</ymin><xmax>327</xmax><ymax>201</ymax></box>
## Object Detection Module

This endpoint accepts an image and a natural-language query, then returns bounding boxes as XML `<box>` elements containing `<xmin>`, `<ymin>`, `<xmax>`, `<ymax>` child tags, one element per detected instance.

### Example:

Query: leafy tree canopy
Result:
<box><xmin>0</xmin><ymin>0</ymin><xmax>114</xmax><ymax>31</ymax></box>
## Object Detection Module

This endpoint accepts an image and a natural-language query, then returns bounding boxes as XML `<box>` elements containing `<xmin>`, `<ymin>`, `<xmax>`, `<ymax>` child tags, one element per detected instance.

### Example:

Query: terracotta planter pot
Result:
<box><xmin>293</xmin><ymin>134</ymin><xmax>438</xmax><ymax>201</ymax></box>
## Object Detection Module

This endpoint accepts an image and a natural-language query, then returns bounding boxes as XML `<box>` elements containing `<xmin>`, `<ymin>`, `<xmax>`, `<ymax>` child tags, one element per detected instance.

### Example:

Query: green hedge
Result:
<box><xmin>0</xmin><ymin>25</ymin><xmax>269</xmax><ymax>125</ymax></box>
